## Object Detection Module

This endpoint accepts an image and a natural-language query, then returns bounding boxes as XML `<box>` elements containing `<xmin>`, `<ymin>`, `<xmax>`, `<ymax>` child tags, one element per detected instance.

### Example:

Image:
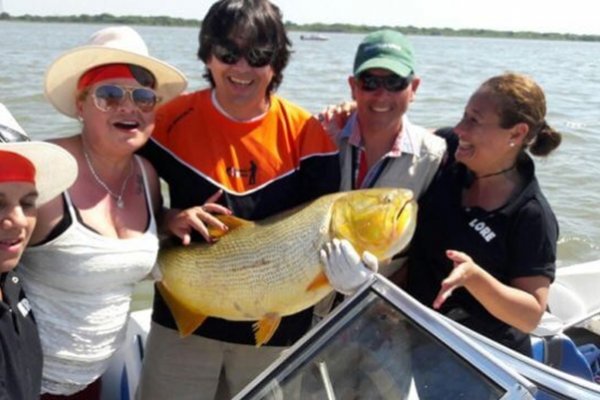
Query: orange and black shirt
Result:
<box><xmin>139</xmin><ymin>89</ymin><xmax>340</xmax><ymax>345</ymax></box>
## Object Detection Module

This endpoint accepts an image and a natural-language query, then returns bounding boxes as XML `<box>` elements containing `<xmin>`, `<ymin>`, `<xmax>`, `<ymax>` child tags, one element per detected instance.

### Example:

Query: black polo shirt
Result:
<box><xmin>0</xmin><ymin>268</ymin><xmax>42</xmax><ymax>400</ymax></box>
<box><xmin>407</xmin><ymin>133</ymin><xmax>558</xmax><ymax>355</ymax></box>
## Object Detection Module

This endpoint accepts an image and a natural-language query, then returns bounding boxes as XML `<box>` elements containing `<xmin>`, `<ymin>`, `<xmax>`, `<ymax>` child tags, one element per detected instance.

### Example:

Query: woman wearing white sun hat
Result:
<box><xmin>17</xmin><ymin>26</ymin><xmax>187</xmax><ymax>399</ymax></box>
<box><xmin>0</xmin><ymin>103</ymin><xmax>77</xmax><ymax>400</ymax></box>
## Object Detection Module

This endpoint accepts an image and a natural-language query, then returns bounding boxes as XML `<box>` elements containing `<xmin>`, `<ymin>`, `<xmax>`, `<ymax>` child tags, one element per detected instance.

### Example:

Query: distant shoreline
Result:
<box><xmin>1</xmin><ymin>12</ymin><xmax>599</xmax><ymax>42</ymax></box>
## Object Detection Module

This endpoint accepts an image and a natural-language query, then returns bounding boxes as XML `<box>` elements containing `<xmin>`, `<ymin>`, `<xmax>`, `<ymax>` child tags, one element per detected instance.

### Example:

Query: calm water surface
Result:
<box><xmin>1</xmin><ymin>22</ymin><xmax>598</xmax><ymax>309</ymax></box>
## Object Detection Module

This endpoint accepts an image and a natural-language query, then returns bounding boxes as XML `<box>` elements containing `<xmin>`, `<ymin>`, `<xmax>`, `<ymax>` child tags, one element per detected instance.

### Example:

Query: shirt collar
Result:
<box><xmin>211</xmin><ymin>89</ymin><xmax>269</xmax><ymax>122</ymax></box>
<box><xmin>0</xmin><ymin>270</ymin><xmax>20</xmax><ymax>309</ymax></box>
<box><xmin>454</xmin><ymin>152</ymin><xmax>539</xmax><ymax>216</ymax></box>
<box><xmin>498</xmin><ymin>153</ymin><xmax>539</xmax><ymax>216</ymax></box>
<box><xmin>343</xmin><ymin>113</ymin><xmax>421</xmax><ymax>157</ymax></box>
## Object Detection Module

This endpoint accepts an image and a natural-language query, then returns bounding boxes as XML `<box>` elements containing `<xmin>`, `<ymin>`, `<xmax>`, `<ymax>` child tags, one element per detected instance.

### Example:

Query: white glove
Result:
<box><xmin>320</xmin><ymin>239</ymin><xmax>378</xmax><ymax>296</ymax></box>
<box><xmin>150</xmin><ymin>263</ymin><xmax>163</xmax><ymax>281</ymax></box>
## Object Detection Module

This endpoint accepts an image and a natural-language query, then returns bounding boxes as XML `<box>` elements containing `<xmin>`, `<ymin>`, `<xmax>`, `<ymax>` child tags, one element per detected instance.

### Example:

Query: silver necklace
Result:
<box><xmin>83</xmin><ymin>150</ymin><xmax>133</xmax><ymax>209</ymax></box>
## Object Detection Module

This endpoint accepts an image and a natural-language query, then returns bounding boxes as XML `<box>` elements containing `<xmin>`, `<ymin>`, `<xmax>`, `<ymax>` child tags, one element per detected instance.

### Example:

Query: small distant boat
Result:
<box><xmin>300</xmin><ymin>34</ymin><xmax>329</xmax><ymax>41</ymax></box>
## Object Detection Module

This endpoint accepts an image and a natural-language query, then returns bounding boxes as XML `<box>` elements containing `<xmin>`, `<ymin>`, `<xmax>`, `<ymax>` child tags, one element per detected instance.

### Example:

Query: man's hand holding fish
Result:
<box><xmin>320</xmin><ymin>239</ymin><xmax>379</xmax><ymax>295</ymax></box>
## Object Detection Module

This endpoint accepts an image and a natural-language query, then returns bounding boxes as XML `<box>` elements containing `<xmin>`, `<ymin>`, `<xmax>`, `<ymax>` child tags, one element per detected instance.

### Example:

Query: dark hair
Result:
<box><xmin>480</xmin><ymin>72</ymin><xmax>561</xmax><ymax>157</ymax></box>
<box><xmin>197</xmin><ymin>0</ymin><xmax>291</xmax><ymax>95</ymax></box>
<box><xmin>128</xmin><ymin>65</ymin><xmax>157</xmax><ymax>88</ymax></box>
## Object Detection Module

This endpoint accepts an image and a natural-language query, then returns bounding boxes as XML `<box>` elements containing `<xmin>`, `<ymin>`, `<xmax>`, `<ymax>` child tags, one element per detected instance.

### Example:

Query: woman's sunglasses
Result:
<box><xmin>212</xmin><ymin>42</ymin><xmax>275</xmax><ymax>68</ymax></box>
<box><xmin>358</xmin><ymin>73</ymin><xmax>413</xmax><ymax>93</ymax></box>
<box><xmin>92</xmin><ymin>84</ymin><xmax>160</xmax><ymax>113</ymax></box>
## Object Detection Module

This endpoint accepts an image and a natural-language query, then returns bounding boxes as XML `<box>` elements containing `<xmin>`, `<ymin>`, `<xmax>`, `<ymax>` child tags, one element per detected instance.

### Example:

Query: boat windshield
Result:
<box><xmin>236</xmin><ymin>289</ymin><xmax>512</xmax><ymax>399</ymax></box>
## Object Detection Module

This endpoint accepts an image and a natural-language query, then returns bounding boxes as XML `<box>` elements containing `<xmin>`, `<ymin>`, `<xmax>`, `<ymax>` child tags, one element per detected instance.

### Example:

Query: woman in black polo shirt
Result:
<box><xmin>0</xmin><ymin>104</ymin><xmax>77</xmax><ymax>400</ymax></box>
<box><xmin>405</xmin><ymin>72</ymin><xmax>561</xmax><ymax>356</ymax></box>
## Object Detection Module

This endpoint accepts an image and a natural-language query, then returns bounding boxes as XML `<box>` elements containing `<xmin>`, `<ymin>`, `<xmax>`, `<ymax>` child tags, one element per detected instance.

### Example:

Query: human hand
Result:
<box><xmin>316</xmin><ymin>101</ymin><xmax>356</xmax><ymax>138</ymax></box>
<box><xmin>166</xmin><ymin>190</ymin><xmax>232</xmax><ymax>245</ymax></box>
<box><xmin>319</xmin><ymin>238</ymin><xmax>378</xmax><ymax>296</ymax></box>
<box><xmin>433</xmin><ymin>250</ymin><xmax>477</xmax><ymax>309</ymax></box>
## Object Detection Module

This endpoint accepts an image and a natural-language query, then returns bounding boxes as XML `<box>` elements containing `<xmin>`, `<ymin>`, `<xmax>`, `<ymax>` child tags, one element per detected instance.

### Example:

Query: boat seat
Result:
<box><xmin>531</xmin><ymin>334</ymin><xmax>594</xmax><ymax>381</ymax></box>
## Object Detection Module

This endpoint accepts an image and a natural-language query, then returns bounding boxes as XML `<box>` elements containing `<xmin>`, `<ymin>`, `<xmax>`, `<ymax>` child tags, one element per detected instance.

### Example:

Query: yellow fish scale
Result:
<box><xmin>157</xmin><ymin>188</ymin><xmax>416</xmax><ymax>344</ymax></box>
<box><xmin>159</xmin><ymin>192</ymin><xmax>344</xmax><ymax>320</ymax></box>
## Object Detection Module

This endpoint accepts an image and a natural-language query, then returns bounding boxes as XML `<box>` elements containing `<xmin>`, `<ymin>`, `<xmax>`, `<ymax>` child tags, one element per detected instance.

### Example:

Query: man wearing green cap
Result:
<box><xmin>339</xmin><ymin>29</ymin><xmax>444</xmax><ymax>197</ymax></box>
<box><xmin>310</xmin><ymin>32</ymin><xmax>448</xmax><ymax>397</ymax></box>
<box><xmin>318</xmin><ymin>29</ymin><xmax>446</xmax><ymax>283</ymax></box>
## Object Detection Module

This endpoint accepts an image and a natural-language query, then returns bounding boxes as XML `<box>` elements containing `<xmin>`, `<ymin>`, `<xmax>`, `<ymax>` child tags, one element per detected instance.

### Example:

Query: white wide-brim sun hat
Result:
<box><xmin>0</xmin><ymin>103</ymin><xmax>77</xmax><ymax>205</ymax></box>
<box><xmin>44</xmin><ymin>26</ymin><xmax>188</xmax><ymax>118</ymax></box>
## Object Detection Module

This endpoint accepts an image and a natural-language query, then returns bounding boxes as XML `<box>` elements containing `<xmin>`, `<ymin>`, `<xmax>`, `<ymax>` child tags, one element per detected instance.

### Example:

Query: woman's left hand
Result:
<box><xmin>433</xmin><ymin>250</ymin><xmax>478</xmax><ymax>309</ymax></box>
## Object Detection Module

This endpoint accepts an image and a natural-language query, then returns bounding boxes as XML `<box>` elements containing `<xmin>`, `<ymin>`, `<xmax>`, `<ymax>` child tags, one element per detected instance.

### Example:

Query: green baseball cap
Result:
<box><xmin>353</xmin><ymin>30</ymin><xmax>415</xmax><ymax>78</ymax></box>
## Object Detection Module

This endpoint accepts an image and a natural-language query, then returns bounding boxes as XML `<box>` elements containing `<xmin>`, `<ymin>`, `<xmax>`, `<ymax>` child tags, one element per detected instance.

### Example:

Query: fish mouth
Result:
<box><xmin>330</xmin><ymin>188</ymin><xmax>417</xmax><ymax>260</ymax></box>
<box><xmin>387</xmin><ymin>201</ymin><xmax>417</xmax><ymax>259</ymax></box>
<box><xmin>395</xmin><ymin>201</ymin><xmax>409</xmax><ymax>221</ymax></box>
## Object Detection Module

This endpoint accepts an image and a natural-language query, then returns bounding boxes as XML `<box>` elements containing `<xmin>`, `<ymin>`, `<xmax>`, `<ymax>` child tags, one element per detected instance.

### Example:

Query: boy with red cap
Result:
<box><xmin>0</xmin><ymin>103</ymin><xmax>77</xmax><ymax>400</ymax></box>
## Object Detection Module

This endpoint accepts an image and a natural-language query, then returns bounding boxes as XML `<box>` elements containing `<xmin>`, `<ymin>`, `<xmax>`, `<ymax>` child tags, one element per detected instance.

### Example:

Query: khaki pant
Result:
<box><xmin>136</xmin><ymin>322</ymin><xmax>286</xmax><ymax>400</ymax></box>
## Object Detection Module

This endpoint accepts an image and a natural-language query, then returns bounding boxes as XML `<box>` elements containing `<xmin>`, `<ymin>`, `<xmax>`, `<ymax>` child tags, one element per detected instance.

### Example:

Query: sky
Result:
<box><xmin>3</xmin><ymin>0</ymin><xmax>600</xmax><ymax>36</ymax></box>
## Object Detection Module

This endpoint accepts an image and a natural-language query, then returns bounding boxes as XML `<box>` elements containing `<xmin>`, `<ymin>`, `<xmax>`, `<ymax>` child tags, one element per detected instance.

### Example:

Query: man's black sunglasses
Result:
<box><xmin>358</xmin><ymin>73</ymin><xmax>413</xmax><ymax>93</ymax></box>
<box><xmin>212</xmin><ymin>42</ymin><xmax>275</xmax><ymax>68</ymax></box>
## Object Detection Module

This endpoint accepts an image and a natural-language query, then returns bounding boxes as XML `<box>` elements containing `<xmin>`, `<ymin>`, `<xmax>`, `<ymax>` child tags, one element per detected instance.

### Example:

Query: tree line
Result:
<box><xmin>1</xmin><ymin>12</ymin><xmax>599</xmax><ymax>42</ymax></box>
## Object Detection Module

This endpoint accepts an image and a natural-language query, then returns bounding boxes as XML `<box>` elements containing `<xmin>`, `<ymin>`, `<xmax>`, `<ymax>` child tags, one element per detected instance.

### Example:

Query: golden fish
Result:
<box><xmin>157</xmin><ymin>188</ymin><xmax>417</xmax><ymax>346</ymax></box>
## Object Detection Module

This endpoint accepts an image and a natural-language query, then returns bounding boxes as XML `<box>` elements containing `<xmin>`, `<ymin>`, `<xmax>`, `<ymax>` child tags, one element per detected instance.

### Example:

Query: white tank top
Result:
<box><xmin>20</xmin><ymin>156</ymin><xmax>159</xmax><ymax>396</ymax></box>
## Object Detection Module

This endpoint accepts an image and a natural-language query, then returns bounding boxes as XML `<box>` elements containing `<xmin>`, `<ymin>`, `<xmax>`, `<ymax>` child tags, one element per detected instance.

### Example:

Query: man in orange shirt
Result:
<box><xmin>136</xmin><ymin>1</ymin><xmax>339</xmax><ymax>399</ymax></box>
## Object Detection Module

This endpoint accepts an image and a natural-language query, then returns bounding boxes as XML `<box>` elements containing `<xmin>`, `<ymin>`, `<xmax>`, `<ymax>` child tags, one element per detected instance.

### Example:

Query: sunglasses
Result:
<box><xmin>92</xmin><ymin>84</ymin><xmax>160</xmax><ymax>113</ymax></box>
<box><xmin>212</xmin><ymin>42</ymin><xmax>275</xmax><ymax>68</ymax></box>
<box><xmin>357</xmin><ymin>73</ymin><xmax>413</xmax><ymax>92</ymax></box>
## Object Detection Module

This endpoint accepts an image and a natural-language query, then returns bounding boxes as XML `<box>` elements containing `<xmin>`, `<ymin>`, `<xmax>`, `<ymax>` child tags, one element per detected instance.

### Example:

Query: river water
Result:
<box><xmin>1</xmin><ymin>21</ymin><xmax>598</xmax><ymax>308</ymax></box>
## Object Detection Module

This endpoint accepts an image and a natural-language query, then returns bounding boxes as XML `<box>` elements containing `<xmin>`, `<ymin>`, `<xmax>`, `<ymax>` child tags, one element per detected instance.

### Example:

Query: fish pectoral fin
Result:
<box><xmin>253</xmin><ymin>314</ymin><xmax>282</xmax><ymax>347</ymax></box>
<box><xmin>208</xmin><ymin>215</ymin><xmax>254</xmax><ymax>238</ymax></box>
<box><xmin>157</xmin><ymin>282</ymin><xmax>207</xmax><ymax>337</ymax></box>
<box><xmin>306</xmin><ymin>271</ymin><xmax>331</xmax><ymax>292</ymax></box>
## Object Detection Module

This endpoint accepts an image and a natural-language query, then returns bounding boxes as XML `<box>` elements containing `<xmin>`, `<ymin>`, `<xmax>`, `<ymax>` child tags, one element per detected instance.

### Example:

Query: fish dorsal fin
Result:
<box><xmin>157</xmin><ymin>282</ymin><xmax>207</xmax><ymax>337</ymax></box>
<box><xmin>208</xmin><ymin>215</ymin><xmax>254</xmax><ymax>239</ymax></box>
<box><xmin>253</xmin><ymin>313</ymin><xmax>282</xmax><ymax>347</ymax></box>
